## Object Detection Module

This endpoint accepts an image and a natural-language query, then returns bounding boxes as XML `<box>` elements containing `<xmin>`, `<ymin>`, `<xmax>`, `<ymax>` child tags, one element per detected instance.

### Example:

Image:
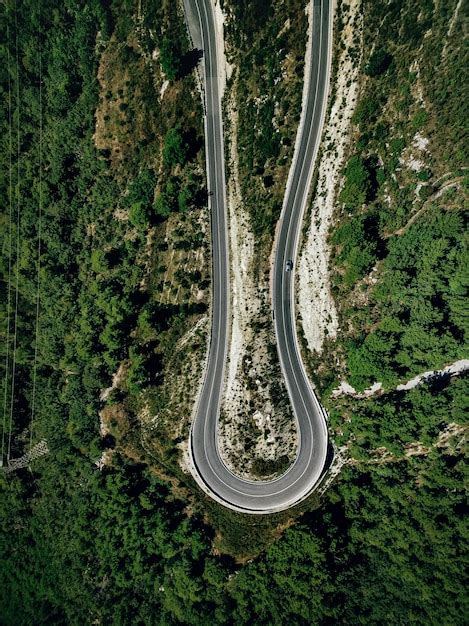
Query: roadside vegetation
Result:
<box><xmin>213</xmin><ymin>0</ymin><xmax>310</xmax><ymax>480</ymax></box>
<box><xmin>0</xmin><ymin>0</ymin><xmax>212</xmax><ymax>473</ymax></box>
<box><xmin>316</xmin><ymin>0</ymin><xmax>468</xmax><ymax>620</ymax></box>
<box><xmin>0</xmin><ymin>0</ymin><xmax>467</xmax><ymax>624</ymax></box>
<box><xmin>322</xmin><ymin>0</ymin><xmax>468</xmax><ymax>393</ymax></box>
<box><xmin>223</xmin><ymin>0</ymin><xmax>308</xmax><ymax>252</ymax></box>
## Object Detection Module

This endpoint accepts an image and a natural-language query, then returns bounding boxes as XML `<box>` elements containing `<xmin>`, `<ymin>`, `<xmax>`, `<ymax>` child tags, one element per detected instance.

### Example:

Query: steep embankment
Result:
<box><xmin>300</xmin><ymin>0</ymin><xmax>468</xmax><ymax>470</ymax></box>
<box><xmin>298</xmin><ymin>0</ymin><xmax>362</xmax><ymax>354</ymax></box>
<box><xmin>216</xmin><ymin>0</ymin><xmax>312</xmax><ymax>479</ymax></box>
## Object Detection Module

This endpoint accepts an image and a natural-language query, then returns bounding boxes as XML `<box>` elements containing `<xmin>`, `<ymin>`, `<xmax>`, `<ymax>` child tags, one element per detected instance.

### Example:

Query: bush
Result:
<box><xmin>129</xmin><ymin>201</ymin><xmax>150</xmax><ymax>229</ymax></box>
<box><xmin>389</xmin><ymin>137</ymin><xmax>405</xmax><ymax>155</ymax></box>
<box><xmin>154</xmin><ymin>192</ymin><xmax>172</xmax><ymax>217</ymax></box>
<box><xmin>411</xmin><ymin>109</ymin><xmax>428</xmax><ymax>130</ymax></box>
<box><xmin>365</xmin><ymin>48</ymin><xmax>392</xmax><ymax>77</ymax></box>
<box><xmin>127</xmin><ymin>169</ymin><xmax>156</xmax><ymax>206</ymax></box>
<box><xmin>91</xmin><ymin>249</ymin><xmax>109</xmax><ymax>273</ymax></box>
<box><xmin>352</xmin><ymin>95</ymin><xmax>381</xmax><ymax>128</ymax></box>
<box><xmin>126</xmin><ymin>347</ymin><xmax>148</xmax><ymax>394</ymax></box>
<box><xmin>159</xmin><ymin>37</ymin><xmax>180</xmax><ymax>80</ymax></box>
<box><xmin>163</xmin><ymin>128</ymin><xmax>188</xmax><ymax>167</ymax></box>
<box><xmin>339</xmin><ymin>155</ymin><xmax>371</xmax><ymax>209</ymax></box>
<box><xmin>178</xmin><ymin>186</ymin><xmax>192</xmax><ymax>212</ymax></box>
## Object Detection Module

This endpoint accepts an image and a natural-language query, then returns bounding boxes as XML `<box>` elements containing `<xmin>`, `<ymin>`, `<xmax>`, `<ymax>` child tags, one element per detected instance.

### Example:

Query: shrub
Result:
<box><xmin>126</xmin><ymin>347</ymin><xmax>148</xmax><ymax>394</ymax></box>
<box><xmin>178</xmin><ymin>186</ymin><xmax>192</xmax><ymax>212</ymax></box>
<box><xmin>352</xmin><ymin>95</ymin><xmax>381</xmax><ymax>128</ymax></box>
<box><xmin>339</xmin><ymin>155</ymin><xmax>371</xmax><ymax>209</ymax></box>
<box><xmin>389</xmin><ymin>137</ymin><xmax>405</xmax><ymax>155</ymax></box>
<box><xmin>163</xmin><ymin>128</ymin><xmax>188</xmax><ymax>167</ymax></box>
<box><xmin>91</xmin><ymin>249</ymin><xmax>109</xmax><ymax>273</ymax></box>
<box><xmin>154</xmin><ymin>192</ymin><xmax>172</xmax><ymax>217</ymax></box>
<box><xmin>412</xmin><ymin>109</ymin><xmax>428</xmax><ymax>130</ymax></box>
<box><xmin>129</xmin><ymin>201</ymin><xmax>149</xmax><ymax>229</ymax></box>
<box><xmin>365</xmin><ymin>48</ymin><xmax>392</xmax><ymax>77</ymax></box>
<box><xmin>127</xmin><ymin>169</ymin><xmax>156</xmax><ymax>206</ymax></box>
<box><xmin>159</xmin><ymin>37</ymin><xmax>180</xmax><ymax>80</ymax></box>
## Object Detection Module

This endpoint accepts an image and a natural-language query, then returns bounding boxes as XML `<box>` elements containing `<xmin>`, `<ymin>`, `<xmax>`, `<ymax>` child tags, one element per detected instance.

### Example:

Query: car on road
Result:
<box><xmin>285</xmin><ymin>260</ymin><xmax>293</xmax><ymax>272</ymax></box>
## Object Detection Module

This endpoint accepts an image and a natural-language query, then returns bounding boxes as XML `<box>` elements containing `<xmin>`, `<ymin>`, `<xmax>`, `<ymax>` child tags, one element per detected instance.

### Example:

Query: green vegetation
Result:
<box><xmin>224</xmin><ymin>0</ymin><xmax>309</xmax><ymax>247</ymax></box>
<box><xmin>327</xmin><ymin>0</ymin><xmax>469</xmax><ymax>392</ymax></box>
<box><xmin>0</xmin><ymin>0</ymin><xmax>467</xmax><ymax>623</ymax></box>
<box><xmin>2</xmin><ymin>424</ymin><xmax>466</xmax><ymax>624</ymax></box>
<box><xmin>365</xmin><ymin>47</ymin><xmax>392</xmax><ymax>77</ymax></box>
<box><xmin>160</xmin><ymin>36</ymin><xmax>181</xmax><ymax>80</ymax></box>
<box><xmin>163</xmin><ymin>128</ymin><xmax>189</xmax><ymax>168</ymax></box>
<box><xmin>332</xmin><ymin>371</ymin><xmax>468</xmax><ymax>454</ymax></box>
<box><xmin>351</xmin><ymin>94</ymin><xmax>382</xmax><ymax>128</ymax></box>
<box><xmin>338</xmin><ymin>154</ymin><xmax>372</xmax><ymax>208</ymax></box>
<box><xmin>335</xmin><ymin>207</ymin><xmax>467</xmax><ymax>391</ymax></box>
<box><xmin>319</xmin><ymin>0</ymin><xmax>468</xmax><ymax>621</ymax></box>
<box><xmin>330</xmin><ymin>212</ymin><xmax>378</xmax><ymax>288</ymax></box>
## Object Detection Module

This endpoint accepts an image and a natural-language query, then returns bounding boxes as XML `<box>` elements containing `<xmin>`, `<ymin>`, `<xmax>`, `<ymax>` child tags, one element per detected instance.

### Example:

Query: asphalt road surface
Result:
<box><xmin>184</xmin><ymin>0</ymin><xmax>333</xmax><ymax>513</ymax></box>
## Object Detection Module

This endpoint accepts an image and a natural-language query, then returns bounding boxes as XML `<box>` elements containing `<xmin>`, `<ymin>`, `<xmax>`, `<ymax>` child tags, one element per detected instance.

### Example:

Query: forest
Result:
<box><xmin>0</xmin><ymin>0</ymin><xmax>467</xmax><ymax>624</ymax></box>
<box><xmin>325</xmin><ymin>0</ymin><xmax>468</xmax><ymax>393</ymax></box>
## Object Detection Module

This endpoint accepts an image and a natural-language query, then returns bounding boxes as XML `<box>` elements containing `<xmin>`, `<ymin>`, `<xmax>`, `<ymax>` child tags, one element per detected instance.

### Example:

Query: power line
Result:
<box><xmin>2</xmin><ymin>440</ymin><xmax>49</xmax><ymax>474</ymax></box>
<box><xmin>1</xmin><ymin>17</ymin><xmax>14</xmax><ymax>466</ymax></box>
<box><xmin>29</xmin><ymin>2</ymin><xmax>43</xmax><ymax>451</ymax></box>
<box><xmin>7</xmin><ymin>1</ymin><xmax>21</xmax><ymax>463</ymax></box>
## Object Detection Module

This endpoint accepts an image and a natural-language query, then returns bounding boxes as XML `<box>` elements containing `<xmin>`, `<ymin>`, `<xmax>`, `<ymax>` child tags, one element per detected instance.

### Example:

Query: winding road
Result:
<box><xmin>183</xmin><ymin>0</ymin><xmax>333</xmax><ymax>513</ymax></box>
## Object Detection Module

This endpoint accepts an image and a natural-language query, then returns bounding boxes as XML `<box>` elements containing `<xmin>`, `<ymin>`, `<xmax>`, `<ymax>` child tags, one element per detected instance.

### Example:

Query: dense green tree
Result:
<box><xmin>129</xmin><ymin>200</ymin><xmax>150</xmax><ymax>229</ymax></box>
<box><xmin>230</xmin><ymin>528</ymin><xmax>329</xmax><ymax>625</ymax></box>
<box><xmin>0</xmin><ymin>1</ymin><xmax>467</xmax><ymax>625</ymax></box>
<box><xmin>159</xmin><ymin>36</ymin><xmax>180</xmax><ymax>80</ymax></box>
<box><xmin>163</xmin><ymin>127</ymin><xmax>188</xmax><ymax>167</ymax></box>
<box><xmin>365</xmin><ymin>47</ymin><xmax>392</xmax><ymax>76</ymax></box>
<box><xmin>351</xmin><ymin>94</ymin><xmax>381</xmax><ymax>129</ymax></box>
<box><xmin>339</xmin><ymin>155</ymin><xmax>372</xmax><ymax>209</ymax></box>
